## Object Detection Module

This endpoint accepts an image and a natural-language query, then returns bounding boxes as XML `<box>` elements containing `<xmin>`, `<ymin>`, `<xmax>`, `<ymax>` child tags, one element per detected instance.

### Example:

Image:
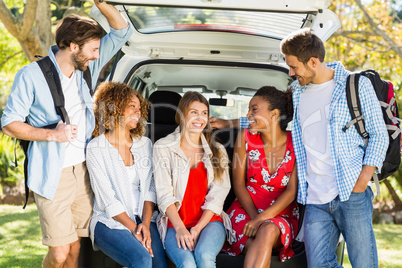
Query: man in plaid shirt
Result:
<box><xmin>280</xmin><ymin>28</ymin><xmax>388</xmax><ymax>267</ymax></box>
<box><xmin>210</xmin><ymin>28</ymin><xmax>388</xmax><ymax>267</ymax></box>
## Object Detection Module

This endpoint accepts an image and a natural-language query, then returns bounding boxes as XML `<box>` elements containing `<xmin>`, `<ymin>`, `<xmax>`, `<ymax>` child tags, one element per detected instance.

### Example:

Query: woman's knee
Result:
<box><xmin>256</xmin><ymin>222</ymin><xmax>280</xmax><ymax>244</ymax></box>
<box><xmin>128</xmin><ymin>252</ymin><xmax>153</xmax><ymax>268</ymax></box>
<box><xmin>194</xmin><ymin>249</ymin><xmax>216</xmax><ymax>268</ymax></box>
<box><xmin>171</xmin><ymin>256</ymin><xmax>197</xmax><ymax>268</ymax></box>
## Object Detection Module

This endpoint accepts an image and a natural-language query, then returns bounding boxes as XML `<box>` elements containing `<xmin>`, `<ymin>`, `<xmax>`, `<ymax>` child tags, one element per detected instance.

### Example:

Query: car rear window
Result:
<box><xmin>124</xmin><ymin>6</ymin><xmax>309</xmax><ymax>39</ymax></box>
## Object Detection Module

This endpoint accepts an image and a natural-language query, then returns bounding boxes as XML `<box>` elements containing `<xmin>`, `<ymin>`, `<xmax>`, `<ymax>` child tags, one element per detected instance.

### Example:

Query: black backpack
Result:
<box><xmin>342</xmin><ymin>69</ymin><xmax>401</xmax><ymax>195</ymax></box>
<box><xmin>19</xmin><ymin>56</ymin><xmax>92</xmax><ymax>208</ymax></box>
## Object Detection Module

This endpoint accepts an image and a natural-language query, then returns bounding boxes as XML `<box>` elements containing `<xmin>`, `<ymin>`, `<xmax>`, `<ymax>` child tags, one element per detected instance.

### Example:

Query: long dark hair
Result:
<box><xmin>253</xmin><ymin>86</ymin><xmax>293</xmax><ymax>131</ymax></box>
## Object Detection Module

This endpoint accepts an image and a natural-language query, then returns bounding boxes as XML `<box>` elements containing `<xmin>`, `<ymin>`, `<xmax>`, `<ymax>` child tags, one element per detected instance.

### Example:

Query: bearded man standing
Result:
<box><xmin>1</xmin><ymin>1</ymin><xmax>133</xmax><ymax>267</ymax></box>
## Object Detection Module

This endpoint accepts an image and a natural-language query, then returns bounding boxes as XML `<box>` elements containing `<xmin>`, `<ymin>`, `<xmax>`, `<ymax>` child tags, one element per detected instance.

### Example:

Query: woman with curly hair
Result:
<box><xmin>153</xmin><ymin>91</ymin><xmax>231</xmax><ymax>268</ymax></box>
<box><xmin>222</xmin><ymin>86</ymin><xmax>299</xmax><ymax>267</ymax></box>
<box><xmin>86</xmin><ymin>82</ymin><xmax>167</xmax><ymax>268</ymax></box>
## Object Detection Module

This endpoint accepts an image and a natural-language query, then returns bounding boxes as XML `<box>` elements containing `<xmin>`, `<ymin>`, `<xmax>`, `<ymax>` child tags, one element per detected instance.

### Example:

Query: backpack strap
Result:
<box><xmin>21</xmin><ymin>56</ymin><xmax>70</xmax><ymax>209</ymax></box>
<box><xmin>36</xmin><ymin>56</ymin><xmax>70</xmax><ymax>125</ymax></box>
<box><xmin>83</xmin><ymin>68</ymin><xmax>93</xmax><ymax>96</ymax></box>
<box><xmin>343</xmin><ymin>73</ymin><xmax>383</xmax><ymax>196</ymax></box>
<box><xmin>343</xmin><ymin>73</ymin><xmax>369</xmax><ymax>141</ymax></box>
<box><xmin>379</xmin><ymin>95</ymin><xmax>402</xmax><ymax>139</ymax></box>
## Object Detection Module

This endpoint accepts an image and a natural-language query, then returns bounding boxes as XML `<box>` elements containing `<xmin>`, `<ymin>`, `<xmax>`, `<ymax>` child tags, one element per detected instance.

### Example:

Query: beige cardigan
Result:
<box><xmin>153</xmin><ymin>127</ymin><xmax>235</xmax><ymax>246</ymax></box>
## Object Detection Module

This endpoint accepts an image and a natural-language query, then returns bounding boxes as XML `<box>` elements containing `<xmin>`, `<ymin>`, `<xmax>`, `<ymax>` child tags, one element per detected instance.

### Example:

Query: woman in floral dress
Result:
<box><xmin>222</xmin><ymin>86</ymin><xmax>299</xmax><ymax>267</ymax></box>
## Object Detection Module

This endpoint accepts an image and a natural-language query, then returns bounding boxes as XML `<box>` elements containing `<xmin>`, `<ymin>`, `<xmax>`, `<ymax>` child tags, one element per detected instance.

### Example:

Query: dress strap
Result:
<box><xmin>286</xmin><ymin>131</ymin><xmax>294</xmax><ymax>152</ymax></box>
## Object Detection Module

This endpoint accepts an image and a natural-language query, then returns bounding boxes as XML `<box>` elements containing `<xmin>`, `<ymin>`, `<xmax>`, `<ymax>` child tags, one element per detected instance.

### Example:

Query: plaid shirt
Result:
<box><xmin>239</xmin><ymin>117</ymin><xmax>250</xmax><ymax>129</ymax></box>
<box><xmin>292</xmin><ymin>62</ymin><xmax>388</xmax><ymax>204</ymax></box>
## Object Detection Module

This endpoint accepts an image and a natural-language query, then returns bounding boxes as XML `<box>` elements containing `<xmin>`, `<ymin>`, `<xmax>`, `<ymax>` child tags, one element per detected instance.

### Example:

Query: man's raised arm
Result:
<box><xmin>94</xmin><ymin>0</ymin><xmax>128</xmax><ymax>30</ymax></box>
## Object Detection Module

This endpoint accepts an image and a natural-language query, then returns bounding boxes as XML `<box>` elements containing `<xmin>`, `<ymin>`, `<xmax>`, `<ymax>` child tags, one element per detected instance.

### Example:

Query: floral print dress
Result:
<box><xmin>222</xmin><ymin>130</ymin><xmax>299</xmax><ymax>262</ymax></box>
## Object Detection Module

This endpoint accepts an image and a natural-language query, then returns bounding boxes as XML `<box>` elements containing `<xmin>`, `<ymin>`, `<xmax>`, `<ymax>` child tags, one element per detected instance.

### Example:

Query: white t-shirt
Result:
<box><xmin>299</xmin><ymin>80</ymin><xmax>338</xmax><ymax>204</ymax></box>
<box><xmin>62</xmin><ymin>71</ymin><xmax>86</xmax><ymax>168</ymax></box>
<box><xmin>125</xmin><ymin>164</ymin><xmax>140</xmax><ymax>216</ymax></box>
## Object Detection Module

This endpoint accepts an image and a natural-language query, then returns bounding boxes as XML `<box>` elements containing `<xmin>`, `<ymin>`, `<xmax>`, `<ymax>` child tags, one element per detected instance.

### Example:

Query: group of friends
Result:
<box><xmin>0</xmin><ymin>1</ymin><xmax>389</xmax><ymax>268</ymax></box>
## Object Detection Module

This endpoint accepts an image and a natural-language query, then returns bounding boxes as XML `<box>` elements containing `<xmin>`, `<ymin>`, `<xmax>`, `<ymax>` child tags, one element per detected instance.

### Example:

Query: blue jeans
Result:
<box><xmin>165</xmin><ymin>221</ymin><xmax>226</xmax><ymax>268</ymax></box>
<box><xmin>94</xmin><ymin>218</ymin><xmax>167</xmax><ymax>268</ymax></box>
<box><xmin>304</xmin><ymin>187</ymin><xmax>378</xmax><ymax>268</ymax></box>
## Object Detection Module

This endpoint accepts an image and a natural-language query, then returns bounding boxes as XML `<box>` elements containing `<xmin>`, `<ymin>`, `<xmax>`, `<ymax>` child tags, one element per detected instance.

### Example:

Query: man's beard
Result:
<box><xmin>299</xmin><ymin>65</ymin><xmax>316</xmax><ymax>86</ymax></box>
<box><xmin>71</xmin><ymin>50</ymin><xmax>89</xmax><ymax>71</ymax></box>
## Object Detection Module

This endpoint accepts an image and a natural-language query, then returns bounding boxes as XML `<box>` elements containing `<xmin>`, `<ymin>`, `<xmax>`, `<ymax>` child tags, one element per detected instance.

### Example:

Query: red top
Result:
<box><xmin>168</xmin><ymin>161</ymin><xmax>222</xmax><ymax>228</ymax></box>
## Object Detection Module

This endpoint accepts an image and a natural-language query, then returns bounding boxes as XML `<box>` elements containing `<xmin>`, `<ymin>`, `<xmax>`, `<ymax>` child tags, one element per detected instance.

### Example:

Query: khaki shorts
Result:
<box><xmin>34</xmin><ymin>162</ymin><xmax>93</xmax><ymax>247</ymax></box>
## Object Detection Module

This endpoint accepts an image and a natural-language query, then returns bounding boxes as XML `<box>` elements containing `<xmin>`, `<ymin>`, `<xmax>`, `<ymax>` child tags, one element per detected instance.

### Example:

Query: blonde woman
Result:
<box><xmin>153</xmin><ymin>91</ymin><xmax>231</xmax><ymax>268</ymax></box>
<box><xmin>86</xmin><ymin>82</ymin><xmax>166</xmax><ymax>268</ymax></box>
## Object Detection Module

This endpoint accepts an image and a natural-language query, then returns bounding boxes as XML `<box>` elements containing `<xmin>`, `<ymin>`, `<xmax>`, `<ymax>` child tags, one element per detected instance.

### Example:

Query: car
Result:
<box><xmin>79</xmin><ymin>1</ymin><xmax>344</xmax><ymax>267</ymax></box>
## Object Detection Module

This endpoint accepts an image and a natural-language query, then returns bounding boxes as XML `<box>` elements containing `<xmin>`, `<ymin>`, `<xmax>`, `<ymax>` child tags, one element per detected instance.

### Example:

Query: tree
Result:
<box><xmin>383</xmin><ymin>179</ymin><xmax>402</xmax><ymax>210</ymax></box>
<box><xmin>327</xmin><ymin>0</ymin><xmax>401</xmax><ymax>84</ymax></box>
<box><xmin>0</xmin><ymin>0</ymin><xmax>52</xmax><ymax>62</ymax></box>
<box><xmin>0</xmin><ymin>0</ymin><xmax>90</xmax><ymax>63</ymax></box>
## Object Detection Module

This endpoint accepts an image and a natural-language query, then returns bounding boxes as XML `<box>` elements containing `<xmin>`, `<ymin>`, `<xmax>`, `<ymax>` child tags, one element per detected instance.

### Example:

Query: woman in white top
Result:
<box><xmin>86</xmin><ymin>82</ymin><xmax>166</xmax><ymax>268</ymax></box>
<box><xmin>153</xmin><ymin>91</ymin><xmax>232</xmax><ymax>268</ymax></box>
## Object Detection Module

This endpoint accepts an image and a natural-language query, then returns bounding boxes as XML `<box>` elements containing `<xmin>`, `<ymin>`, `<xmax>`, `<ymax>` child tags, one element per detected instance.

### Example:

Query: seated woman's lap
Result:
<box><xmin>164</xmin><ymin>221</ymin><xmax>226</xmax><ymax>268</ymax></box>
<box><xmin>94</xmin><ymin>221</ymin><xmax>166</xmax><ymax>268</ymax></box>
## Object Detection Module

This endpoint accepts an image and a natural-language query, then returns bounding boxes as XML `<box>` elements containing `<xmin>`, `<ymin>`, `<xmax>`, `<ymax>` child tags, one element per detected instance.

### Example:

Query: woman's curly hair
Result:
<box><xmin>92</xmin><ymin>82</ymin><xmax>150</xmax><ymax>139</ymax></box>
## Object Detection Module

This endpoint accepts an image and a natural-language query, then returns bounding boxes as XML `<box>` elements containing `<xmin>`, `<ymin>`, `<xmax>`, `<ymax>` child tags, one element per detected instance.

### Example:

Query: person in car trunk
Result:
<box><xmin>221</xmin><ymin>86</ymin><xmax>299</xmax><ymax>267</ymax></box>
<box><xmin>1</xmin><ymin>1</ymin><xmax>133</xmax><ymax>267</ymax></box>
<box><xmin>153</xmin><ymin>91</ymin><xmax>232</xmax><ymax>268</ymax></box>
<box><xmin>86</xmin><ymin>82</ymin><xmax>167</xmax><ymax>268</ymax></box>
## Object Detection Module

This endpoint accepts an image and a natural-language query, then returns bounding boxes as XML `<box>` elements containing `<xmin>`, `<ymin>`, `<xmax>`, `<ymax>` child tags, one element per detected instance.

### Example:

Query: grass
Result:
<box><xmin>0</xmin><ymin>204</ymin><xmax>46</xmax><ymax>268</ymax></box>
<box><xmin>374</xmin><ymin>224</ymin><xmax>402</xmax><ymax>268</ymax></box>
<box><xmin>342</xmin><ymin>224</ymin><xmax>402</xmax><ymax>268</ymax></box>
<box><xmin>1</xmin><ymin>204</ymin><xmax>402</xmax><ymax>267</ymax></box>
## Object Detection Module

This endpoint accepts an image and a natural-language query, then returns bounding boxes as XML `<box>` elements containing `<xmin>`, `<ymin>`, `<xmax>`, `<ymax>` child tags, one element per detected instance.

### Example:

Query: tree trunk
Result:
<box><xmin>397</xmin><ymin>178</ymin><xmax>402</xmax><ymax>190</ymax></box>
<box><xmin>383</xmin><ymin>179</ymin><xmax>402</xmax><ymax>210</ymax></box>
<box><xmin>0</xmin><ymin>0</ymin><xmax>52</xmax><ymax>62</ymax></box>
<box><xmin>35</xmin><ymin>0</ymin><xmax>53</xmax><ymax>53</ymax></box>
<box><xmin>391</xmin><ymin>169</ymin><xmax>402</xmax><ymax>191</ymax></box>
<box><xmin>15</xmin><ymin>31</ymin><xmax>49</xmax><ymax>62</ymax></box>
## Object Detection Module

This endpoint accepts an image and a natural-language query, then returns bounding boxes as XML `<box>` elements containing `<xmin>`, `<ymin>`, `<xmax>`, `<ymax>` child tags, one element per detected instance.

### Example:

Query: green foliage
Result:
<box><xmin>51</xmin><ymin>0</ymin><xmax>91</xmax><ymax>20</ymax></box>
<box><xmin>0</xmin><ymin>133</ymin><xmax>24</xmax><ymax>191</ymax></box>
<box><xmin>0</xmin><ymin>1</ymin><xmax>29</xmax><ymax>70</ymax></box>
<box><xmin>0</xmin><ymin>24</ymin><xmax>29</xmax><ymax>74</ymax></box>
<box><xmin>0</xmin><ymin>72</ymin><xmax>14</xmax><ymax>117</ymax></box>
